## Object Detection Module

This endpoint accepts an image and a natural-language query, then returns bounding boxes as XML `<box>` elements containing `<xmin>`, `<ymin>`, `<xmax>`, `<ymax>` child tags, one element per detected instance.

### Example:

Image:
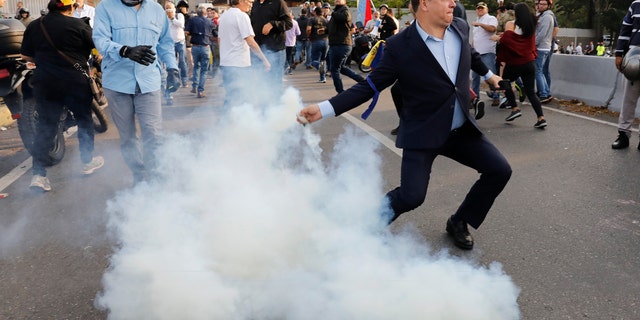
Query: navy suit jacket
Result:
<box><xmin>329</xmin><ymin>18</ymin><xmax>489</xmax><ymax>149</ymax></box>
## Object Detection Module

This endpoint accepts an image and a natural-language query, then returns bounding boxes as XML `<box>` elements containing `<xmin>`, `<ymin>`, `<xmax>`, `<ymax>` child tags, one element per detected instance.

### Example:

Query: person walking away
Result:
<box><xmin>73</xmin><ymin>0</ymin><xmax>95</xmax><ymax>27</ymax></box>
<box><xmin>326</xmin><ymin>0</ymin><xmax>365</xmax><ymax>93</ymax></box>
<box><xmin>166</xmin><ymin>1</ymin><xmax>189</xmax><ymax>88</ymax></box>
<box><xmin>298</xmin><ymin>0</ymin><xmax>511</xmax><ymax>250</ymax></box>
<box><xmin>471</xmin><ymin>2</ymin><xmax>500</xmax><ymax>106</ymax></box>
<box><xmin>93</xmin><ymin>0</ymin><xmax>179</xmax><ymax>185</ymax></box>
<box><xmin>306</xmin><ymin>7</ymin><xmax>329</xmax><ymax>83</ymax></box>
<box><xmin>218</xmin><ymin>0</ymin><xmax>270</xmax><ymax>109</ymax></box>
<box><xmin>534</xmin><ymin>0</ymin><xmax>554</xmax><ymax>103</ymax></box>
<box><xmin>284</xmin><ymin>11</ymin><xmax>300</xmax><ymax>75</ymax></box>
<box><xmin>22</xmin><ymin>0</ymin><xmax>104</xmax><ymax>192</ymax></box>
<box><xmin>250</xmin><ymin>0</ymin><xmax>292</xmax><ymax>100</ymax></box>
<box><xmin>493</xmin><ymin>2</ymin><xmax>546</xmax><ymax>128</ymax></box>
<box><xmin>185</xmin><ymin>6</ymin><xmax>214</xmax><ymax>98</ymax></box>
<box><xmin>377</xmin><ymin>4</ymin><xmax>397</xmax><ymax>41</ymax></box>
<box><xmin>295</xmin><ymin>9</ymin><xmax>312</xmax><ymax>69</ymax></box>
<box><xmin>612</xmin><ymin>1</ymin><xmax>640</xmax><ymax>150</ymax></box>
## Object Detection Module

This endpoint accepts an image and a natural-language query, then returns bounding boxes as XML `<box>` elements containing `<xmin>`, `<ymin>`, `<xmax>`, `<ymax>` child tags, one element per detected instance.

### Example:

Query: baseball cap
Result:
<box><xmin>322</xmin><ymin>3</ymin><xmax>330</xmax><ymax>8</ymax></box>
<box><xmin>476</xmin><ymin>2</ymin><xmax>488</xmax><ymax>8</ymax></box>
<box><xmin>379</xmin><ymin>4</ymin><xmax>389</xmax><ymax>9</ymax></box>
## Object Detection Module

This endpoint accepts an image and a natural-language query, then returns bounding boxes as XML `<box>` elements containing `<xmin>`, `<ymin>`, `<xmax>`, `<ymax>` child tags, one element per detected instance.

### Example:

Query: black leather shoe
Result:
<box><xmin>446</xmin><ymin>217</ymin><xmax>474</xmax><ymax>250</ymax></box>
<box><xmin>390</xmin><ymin>126</ymin><xmax>399</xmax><ymax>135</ymax></box>
<box><xmin>612</xmin><ymin>131</ymin><xmax>629</xmax><ymax>149</ymax></box>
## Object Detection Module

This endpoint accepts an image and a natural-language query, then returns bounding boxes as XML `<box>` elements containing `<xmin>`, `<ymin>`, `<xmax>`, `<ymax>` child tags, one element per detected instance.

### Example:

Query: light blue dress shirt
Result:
<box><xmin>93</xmin><ymin>0</ymin><xmax>178</xmax><ymax>94</ymax></box>
<box><xmin>318</xmin><ymin>22</ymin><xmax>493</xmax><ymax>130</ymax></box>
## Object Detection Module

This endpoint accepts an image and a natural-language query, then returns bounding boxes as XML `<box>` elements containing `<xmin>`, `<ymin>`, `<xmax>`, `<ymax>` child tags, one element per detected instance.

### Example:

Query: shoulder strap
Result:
<box><xmin>39</xmin><ymin>18</ymin><xmax>91</xmax><ymax>79</ymax></box>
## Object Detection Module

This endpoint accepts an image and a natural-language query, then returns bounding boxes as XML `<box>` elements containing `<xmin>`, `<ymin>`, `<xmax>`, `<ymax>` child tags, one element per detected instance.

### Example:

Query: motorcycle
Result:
<box><xmin>350</xmin><ymin>33</ymin><xmax>375</xmax><ymax>73</ymax></box>
<box><xmin>0</xmin><ymin>19</ymin><xmax>108</xmax><ymax>166</ymax></box>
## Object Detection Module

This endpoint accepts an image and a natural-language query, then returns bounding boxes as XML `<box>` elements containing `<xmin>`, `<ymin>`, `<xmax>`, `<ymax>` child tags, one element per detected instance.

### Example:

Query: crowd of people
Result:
<box><xmin>6</xmin><ymin>0</ymin><xmax>638</xmax><ymax>251</ymax></box>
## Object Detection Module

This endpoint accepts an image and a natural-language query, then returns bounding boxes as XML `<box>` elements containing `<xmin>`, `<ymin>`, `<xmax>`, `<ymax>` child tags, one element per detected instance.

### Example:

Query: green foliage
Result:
<box><xmin>459</xmin><ymin>0</ymin><xmax>628</xmax><ymax>40</ymax></box>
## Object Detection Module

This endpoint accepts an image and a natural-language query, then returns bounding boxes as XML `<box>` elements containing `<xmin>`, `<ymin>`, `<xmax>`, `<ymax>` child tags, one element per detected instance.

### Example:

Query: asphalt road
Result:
<box><xmin>0</xmin><ymin>67</ymin><xmax>638</xmax><ymax>319</ymax></box>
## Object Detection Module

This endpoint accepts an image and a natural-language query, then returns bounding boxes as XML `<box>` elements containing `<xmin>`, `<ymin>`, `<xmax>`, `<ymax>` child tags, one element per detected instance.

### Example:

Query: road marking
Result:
<box><xmin>542</xmin><ymin>105</ymin><xmax>639</xmax><ymax>132</ymax></box>
<box><xmin>0</xmin><ymin>158</ymin><xmax>31</xmax><ymax>192</ymax></box>
<box><xmin>0</xmin><ymin>127</ymin><xmax>76</xmax><ymax>193</ymax></box>
<box><xmin>341</xmin><ymin>113</ymin><xmax>402</xmax><ymax>157</ymax></box>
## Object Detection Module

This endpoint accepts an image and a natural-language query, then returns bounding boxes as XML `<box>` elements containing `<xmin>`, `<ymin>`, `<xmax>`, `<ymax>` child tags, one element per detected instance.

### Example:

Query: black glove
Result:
<box><xmin>166</xmin><ymin>68</ymin><xmax>180</xmax><ymax>93</ymax></box>
<box><xmin>119</xmin><ymin>45</ymin><xmax>156</xmax><ymax>66</ymax></box>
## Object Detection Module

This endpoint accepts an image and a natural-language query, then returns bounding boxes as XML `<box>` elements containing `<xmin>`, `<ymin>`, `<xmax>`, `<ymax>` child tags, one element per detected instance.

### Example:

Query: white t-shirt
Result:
<box><xmin>473</xmin><ymin>13</ymin><xmax>498</xmax><ymax>54</ymax></box>
<box><xmin>219</xmin><ymin>7</ymin><xmax>255</xmax><ymax>67</ymax></box>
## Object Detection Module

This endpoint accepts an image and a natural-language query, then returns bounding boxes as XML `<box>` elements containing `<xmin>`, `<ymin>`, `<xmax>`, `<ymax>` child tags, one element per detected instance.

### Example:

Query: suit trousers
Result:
<box><xmin>386</xmin><ymin>122</ymin><xmax>512</xmax><ymax>229</ymax></box>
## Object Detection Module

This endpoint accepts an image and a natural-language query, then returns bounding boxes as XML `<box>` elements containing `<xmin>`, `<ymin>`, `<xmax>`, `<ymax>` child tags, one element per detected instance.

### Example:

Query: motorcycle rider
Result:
<box><xmin>21</xmin><ymin>0</ymin><xmax>104</xmax><ymax>192</ymax></box>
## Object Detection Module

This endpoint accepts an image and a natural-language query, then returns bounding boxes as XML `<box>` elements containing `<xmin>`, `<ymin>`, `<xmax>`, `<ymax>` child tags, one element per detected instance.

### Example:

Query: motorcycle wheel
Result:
<box><xmin>91</xmin><ymin>100</ymin><xmax>108</xmax><ymax>133</ymax></box>
<box><xmin>17</xmin><ymin>96</ymin><xmax>65</xmax><ymax>166</ymax></box>
<box><xmin>359</xmin><ymin>63</ymin><xmax>372</xmax><ymax>73</ymax></box>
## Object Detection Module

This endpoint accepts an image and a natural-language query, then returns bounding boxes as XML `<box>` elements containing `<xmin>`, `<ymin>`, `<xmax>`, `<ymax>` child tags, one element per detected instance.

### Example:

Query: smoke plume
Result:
<box><xmin>96</xmin><ymin>88</ymin><xmax>520</xmax><ymax>319</ymax></box>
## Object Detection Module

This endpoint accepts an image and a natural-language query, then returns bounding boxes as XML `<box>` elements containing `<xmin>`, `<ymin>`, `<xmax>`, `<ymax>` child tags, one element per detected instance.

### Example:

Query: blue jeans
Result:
<box><xmin>328</xmin><ymin>44</ymin><xmax>364</xmax><ymax>93</ymax></box>
<box><xmin>543</xmin><ymin>48</ymin><xmax>553</xmax><ymax>90</ymax></box>
<box><xmin>191</xmin><ymin>45</ymin><xmax>210</xmax><ymax>93</ymax></box>
<box><xmin>310</xmin><ymin>39</ymin><xmax>328</xmax><ymax>81</ymax></box>
<box><xmin>221</xmin><ymin>66</ymin><xmax>252</xmax><ymax>109</ymax></box>
<box><xmin>535</xmin><ymin>50</ymin><xmax>551</xmax><ymax>98</ymax></box>
<box><xmin>174</xmin><ymin>41</ymin><xmax>188</xmax><ymax>84</ymax></box>
<box><xmin>248</xmin><ymin>46</ymin><xmax>286</xmax><ymax>101</ymax></box>
<box><xmin>472</xmin><ymin>52</ymin><xmax>497</xmax><ymax>98</ymax></box>
<box><xmin>295</xmin><ymin>39</ymin><xmax>311</xmax><ymax>66</ymax></box>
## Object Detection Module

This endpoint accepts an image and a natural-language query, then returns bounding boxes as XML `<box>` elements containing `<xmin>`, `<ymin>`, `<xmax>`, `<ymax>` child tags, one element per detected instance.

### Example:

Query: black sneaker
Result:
<box><xmin>474</xmin><ymin>100</ymin><xmax>485</xmax><ymax>120</ymax></box>
<box><xmin>505</xmin><ymin>110</ymin><xmax>522</xmax><ymax>121</ymax></box>
<box><xmin>534</xmin><ymin>119</ymin><xmax>547</xmax><ymax>129</ymax></box>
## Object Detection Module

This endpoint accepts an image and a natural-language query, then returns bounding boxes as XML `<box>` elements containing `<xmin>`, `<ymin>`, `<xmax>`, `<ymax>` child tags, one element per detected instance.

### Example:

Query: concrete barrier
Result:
<box><xmin>549</xmin><ymin>54</ymin><xmax>640</xmax><ymax>117</ymax></box>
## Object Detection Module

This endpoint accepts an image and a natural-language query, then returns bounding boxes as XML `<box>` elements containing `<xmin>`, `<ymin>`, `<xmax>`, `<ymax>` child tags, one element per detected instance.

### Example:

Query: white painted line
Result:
<box><xmin>542</xmin><ymin>105</ymin><xmax>639</xmax><ymax>132</ymax></box>
<box><xmin>0</xmin><ymin>126</ymin><xmax>77</xmax><ymax>193</ymax></box>
<box><xmin>0</xmin><ymin>158</ymin><xmax>31</xmax><ymax>192</ymax></box>
<box><xmin>341</xmin><ymin>113</ymin><xmax>403</xmax><ymax>157</ymax></box>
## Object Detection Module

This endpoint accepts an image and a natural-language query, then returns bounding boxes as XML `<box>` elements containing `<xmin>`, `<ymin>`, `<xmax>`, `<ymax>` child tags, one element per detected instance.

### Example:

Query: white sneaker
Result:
<box><xmin>30</xmin><ymin>175</ymin><xmax>51</xmax><ymax>192</ymax></box>
<box><xmin>82</xmin><ymin>156</ymin><xmax>104</xmax><ymax>175</ymax></box>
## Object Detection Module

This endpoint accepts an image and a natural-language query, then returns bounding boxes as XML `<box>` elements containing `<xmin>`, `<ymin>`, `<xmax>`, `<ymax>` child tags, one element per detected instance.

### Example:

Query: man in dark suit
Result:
<box><xmin>298</xmin><ymin>0</ymin><xmax>512</xmax><ymax>250</ymax></box>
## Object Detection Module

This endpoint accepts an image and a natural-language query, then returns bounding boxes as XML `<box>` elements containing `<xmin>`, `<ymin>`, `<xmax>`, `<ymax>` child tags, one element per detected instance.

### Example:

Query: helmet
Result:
<box><xmin>19</xmin><ymin>8</ymin><xmax>29</xmax><ymax>14</ymax></box>
<box><xmin>58</xmin><ymin>0</ymin><xmax>75</xmax><ymax>6</ymax></box>
<box><xmin>379</xmin><ymin>4</ymin><xmax>389</xmax><ymax>9</ymax></box>
<box><xmin>621</xmin><ymin>47</ymin><xmax>640</xmax><ymax>81</ymax></box>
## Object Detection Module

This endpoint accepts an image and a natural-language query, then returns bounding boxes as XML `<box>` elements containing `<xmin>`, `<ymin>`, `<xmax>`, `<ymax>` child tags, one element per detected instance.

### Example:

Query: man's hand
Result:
<box><xmin>297</xmin><ymin>104</ymin><xmax>322</xmax><ymax>125</ymax></box>
<box><xmin>262</xmin><ymin>22</ymin><xmax>273</xmax><ymax>35</ymax></box>
<box><xmin>120</xmin><ymin>45</ymin><xmax>156</xmax><ymax>66</ymax></box>
<box><xmin>166</xmin><ymin>68</ymin><xmax>180</xmax><ymax>93</ymax></box>
<box><xmin>485</xmin><ymin>74</ymin><xmax>503</xmax><ymax>90</ymax></box>
<box><xmin>616</xmin><ymin>56</ymin><xmax>623</xmax><ymax>71</ymax></box>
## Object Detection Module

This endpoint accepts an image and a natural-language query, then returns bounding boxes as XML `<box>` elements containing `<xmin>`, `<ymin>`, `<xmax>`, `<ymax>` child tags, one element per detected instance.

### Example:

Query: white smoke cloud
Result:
<box><xmin>96</xmin><ymin>87</ymin><xmax>521</xmax><ymax>319</ymax></box>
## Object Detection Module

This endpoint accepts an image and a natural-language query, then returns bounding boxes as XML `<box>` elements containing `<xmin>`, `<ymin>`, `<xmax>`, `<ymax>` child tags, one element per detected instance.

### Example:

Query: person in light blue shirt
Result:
<box><xmin>93</xmin><ymin>0</ymin><xmax>179</xmax><ymax>185</ymax></box>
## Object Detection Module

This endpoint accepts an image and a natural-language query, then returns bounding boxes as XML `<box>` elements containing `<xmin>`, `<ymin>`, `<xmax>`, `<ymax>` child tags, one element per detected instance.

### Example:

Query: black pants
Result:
<box><xmin>386</xmin><ymin>122</ymin><xmax>512</xmax><ymax>229</ymax></box>
<box><xmin>32</xmin><ymin>83</ymin><xmax>94</xmax><ymax>176</ymax></box>
<box><xmin>502</xmin><ymin>61</ymin><xmax>544</xmax><ymax>117</ymax></box>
